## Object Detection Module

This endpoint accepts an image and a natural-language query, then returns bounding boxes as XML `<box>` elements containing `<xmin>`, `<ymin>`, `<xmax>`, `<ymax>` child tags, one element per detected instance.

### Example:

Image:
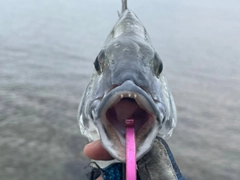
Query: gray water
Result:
<box><xmin>0</xmin><ymin>0</ymin><xmax>240</xmax><ymax>180</ymax></box>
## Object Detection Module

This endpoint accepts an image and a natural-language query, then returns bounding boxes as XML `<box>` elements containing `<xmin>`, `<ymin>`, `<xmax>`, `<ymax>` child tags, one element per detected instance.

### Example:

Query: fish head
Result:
<box><xmin>78</xmin><ymin>10</ymin><xmax>177</xmax><ymax>162</ymax></box>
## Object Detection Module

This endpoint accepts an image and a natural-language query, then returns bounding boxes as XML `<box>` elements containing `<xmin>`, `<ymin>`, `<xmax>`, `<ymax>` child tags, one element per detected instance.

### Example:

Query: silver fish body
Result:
<box><xmin>78</xmin><ymin>8</ymin><xmax>177</xmax><ymax>162</ymax></box>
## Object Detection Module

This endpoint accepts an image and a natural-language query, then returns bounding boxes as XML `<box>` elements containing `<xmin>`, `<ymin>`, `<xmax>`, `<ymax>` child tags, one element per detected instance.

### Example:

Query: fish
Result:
<box><xmin>78</xmin><ymin>0</ymin><xmax>177</xmax><ymax>163</ymax></box>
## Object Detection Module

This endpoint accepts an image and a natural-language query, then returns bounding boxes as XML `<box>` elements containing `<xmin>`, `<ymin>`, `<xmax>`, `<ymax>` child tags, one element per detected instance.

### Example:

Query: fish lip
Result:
<box><xmin>92</xmin><ymin>80</ymin><xmax>164</xmax><ymax>161</ymax></box>
<box><xmin>94</xmin><ymin>80</ymin><xmax>162</xmax><ymax>121</ymax></box>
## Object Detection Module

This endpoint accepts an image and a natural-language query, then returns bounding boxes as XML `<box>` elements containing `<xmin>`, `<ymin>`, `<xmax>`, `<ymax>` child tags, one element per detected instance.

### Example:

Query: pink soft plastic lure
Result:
<box><xmin>125</xmin><ymin>119</ymin><xmax>136</xmax><ymax>180</ymax></box>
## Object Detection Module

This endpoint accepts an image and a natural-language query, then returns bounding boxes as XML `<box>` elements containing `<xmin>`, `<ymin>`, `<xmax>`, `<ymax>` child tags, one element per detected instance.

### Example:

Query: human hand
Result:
<box><xmin>83</xmin><ymin>138</ymin><xmax>185</xmax><ymax>180</ymax></box>
<box><xmin>84</xmin><ymin>140</ymin><xmax>114</xmax><ymax>180</ymax></box>
<box><xmin>83</xmin><ymin>140</ymin><xmax>113</xmax><ymax>161</ymax></box>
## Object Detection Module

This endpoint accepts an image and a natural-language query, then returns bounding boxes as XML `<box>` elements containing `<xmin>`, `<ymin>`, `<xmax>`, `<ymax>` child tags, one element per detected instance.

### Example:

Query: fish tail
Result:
<box><xmin>122</xmin><ymin>0</ymin><xmax>128</xmax><ymax>13</ymax></box>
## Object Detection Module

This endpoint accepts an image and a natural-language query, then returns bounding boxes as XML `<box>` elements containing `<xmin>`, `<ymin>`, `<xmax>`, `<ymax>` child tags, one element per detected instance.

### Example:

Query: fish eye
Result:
<box><xmin>94</xmin><ymin>56</ymin><xmax>100</xmax><ymax>72</ymax></box>
<box><xmin>153</xmin><ymin>52</ymin><xmax>163</xmax><ymax>77</ymax></box>
<box><xmin>94</xmin><ymin>50</ymin><xmax>106</xmax><ymax>74</ymax></box>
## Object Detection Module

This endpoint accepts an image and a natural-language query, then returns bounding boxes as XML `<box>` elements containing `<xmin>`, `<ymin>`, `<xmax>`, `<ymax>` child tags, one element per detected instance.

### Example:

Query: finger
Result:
<box><xmin>83</xmin><ymin>140</ymin><xmax>114</xmax><ymax>160</ymax></box>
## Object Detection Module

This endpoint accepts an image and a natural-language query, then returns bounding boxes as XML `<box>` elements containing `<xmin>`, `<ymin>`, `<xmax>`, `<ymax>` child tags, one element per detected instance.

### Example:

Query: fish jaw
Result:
<box><xmin>91</xmin><ymin>80</ymin><xmax>165</xmax><ymax>161</ymax></box>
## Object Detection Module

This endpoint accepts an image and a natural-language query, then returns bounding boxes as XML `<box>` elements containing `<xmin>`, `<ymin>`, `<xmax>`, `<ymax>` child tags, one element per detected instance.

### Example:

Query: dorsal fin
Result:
<box><xmin>122</xmin><ymin>0</ymin><xmax>128</xmax><ymax>13</ymax></box>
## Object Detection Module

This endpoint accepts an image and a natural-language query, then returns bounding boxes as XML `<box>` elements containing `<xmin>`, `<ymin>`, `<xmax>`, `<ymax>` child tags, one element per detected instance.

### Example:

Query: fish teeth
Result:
<box><xmin>134</xmin><ymin>94</ymin><xmax>137</xmax><ymax>99</ymax></box>
<box><xmin>119</xmin><ymin>93</ymin><xmax>137</xmax><ymax>99</ymax></box>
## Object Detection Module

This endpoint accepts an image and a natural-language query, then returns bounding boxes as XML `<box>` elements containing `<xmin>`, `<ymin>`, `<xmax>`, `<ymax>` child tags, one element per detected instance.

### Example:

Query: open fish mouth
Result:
<box><xmin>106</xmin><ymin>96</ymin><xmax>153</xmax><ymax>138</ymax></box>
<box><xmin>92</xmin><ymin>80</ymin><xmax>164</xmax><ymax>161</ymax></box>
